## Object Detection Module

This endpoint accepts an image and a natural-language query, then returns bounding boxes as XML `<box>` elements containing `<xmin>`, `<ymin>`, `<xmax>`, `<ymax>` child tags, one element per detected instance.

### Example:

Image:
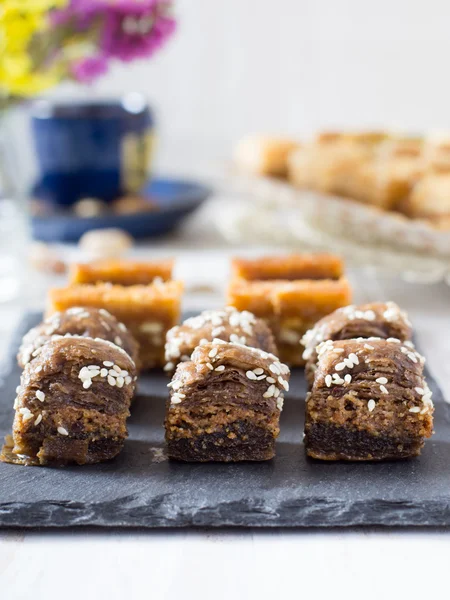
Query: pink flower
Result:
<box><xmin>71</xmin><ymin>56</ymin><xmax>109</xmax><ymax>83</ymax></box>
<box><xmin>52</xmin><ymin>0</ymin><xmax>176</xmax><ymax>80</ymax></box>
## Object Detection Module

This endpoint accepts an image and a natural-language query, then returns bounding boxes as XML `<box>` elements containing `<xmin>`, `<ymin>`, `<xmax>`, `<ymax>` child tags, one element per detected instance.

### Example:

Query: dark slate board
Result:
<box><xmin>0</xmin><ymin>312</ymin><xmax>449</xmax><ymax>529</ymax></box>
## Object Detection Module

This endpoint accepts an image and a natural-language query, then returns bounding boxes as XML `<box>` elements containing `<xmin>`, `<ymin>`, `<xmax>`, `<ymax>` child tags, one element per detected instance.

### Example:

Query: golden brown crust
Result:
<box><xmin>69</xmin><ymin>258</ymin><xmax>174</xmax><ymax>286</ymax></box>
<box><xmin>47</xmin><ymin>281</ymin><xmax>183</xmax><ymax>369</ymax></box>
<box><xmin>234</xmin><ymin>135</ymin><xmax>300</xmax><ymax>177</ymax></box>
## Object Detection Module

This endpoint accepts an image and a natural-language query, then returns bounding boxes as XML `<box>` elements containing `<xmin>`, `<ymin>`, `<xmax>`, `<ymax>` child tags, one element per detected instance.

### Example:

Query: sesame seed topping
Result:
<box><xmin>209</xmin><ymin>347</ymin><xmax>218</xmax><ymax>358</ymax></box>
<box><xmin>376</xmin><ymin>377</ymin><xmax>388</xmax><ymax>384</ymax></box>
<box><xmin>335</xmin><ymin>362</ymin><xmax>346</xmax><ymax>371</ymax></box>
<box><xmin>266</xmin><ymin>377</ymin><xmax>276</xmax><ymax>384</ymax></box>
<box><xmin>125</xmin><ymin>376</ymin><xmax>132</xmax><ymax>385</ymax></box>
<box><xmin>36</xmin><ymin>390</ymin><xmax>45</xmax><ymax>402</ymax></box>
<box><xmin>409</xmin><ymin>406</ymin><xmax>420</xmax><ymax>413</ymax></box>
<box><xmin>364</xmin><ymin>344</ymin><xmax>375</xmax><ymax>350</ymax></box>
<box><xmin>387</xmin><ymin>337</ymin><xmax>400</xmax><ymax>343</ymax></box>
<box><xmin>325</xmin><ymin>374</ymin><xmax>332</xmax><ymax>387</ymax></box>
<box><xmin>83</xmin><ymin>380</ymin><xmax>91</xmax><ymax>389</ymax></box>
<box><xmin>164</xmin><ymin>362</ymin><xmax>174</xmax><ymax>372</ymax></box>
<box><xmin>215</xmin><ymin>365</ymin><xmax>225</xmax><ymax>372</ymax></box>
<box><xmin>57</xmin><ymin>426</ymin><xmax>69</xmax><ymax>435</ymax></box>
<box><xmin>380</xmin><ymin>385</ymin><xmax>388</xmax><ymax>394</ymax></box>
<box><xmin>103</xmin><ymin>361</ymin><xmax>113</xmax><ymax>367</ymax></box>
<box><xmin>100</xmin><ymin>368</ymin><xmax>108</xmax><ymax>377</ymax></box>
<box><xmin>348</xmin><ymin>353</ymin><xmax>359</xmax><ymax>365</ymax></box>
<box><xmin>116</xmin><ymin>377</ymin><xmax>124</xmax><ymax>388</ymax></box>
<box><xmin>269</xmin><ymin>363</ymin><xmax>280</xmax><ymax>374</ymax></box>
<box><xmin>206</xmin><ymin>362</ymin><xmax>214</xmax><ymax>370</ymax></box>
<box><xmin>35</xmin><ymin>365</ymin><xmax>43</xmax><ymax>373</ymax></box>
<box><xmin>246</xmin><ymin>370</ymin><xmax>257</xmax><ymax>380</ymax></box>
<box><xmin>253</xmin><ymin>368</ymin><xmax>264</xmax><ymax>375</ymax></box>
<box><xmin>368</xmin><ymin>400</ymin><xmax>376</xmax><ymax>412</ymax></box>
<box><xmin>108</xmin><ymin>376</ymin><xmax>116</xmax><ymax>386</ymax></box>
<box><xmin>263</xmin><ymin>384</ymin><xmax>276</xmax><ymax>398</ymax></box>
<box><xmin>34</xmin><ymin>414</ymin><xmax>42</xmax><ymax>426</ymax></box>
<box><xmin>344</xmin><ymin>374</ymin><xmax>352</xmax><ymax>384</ymax></box>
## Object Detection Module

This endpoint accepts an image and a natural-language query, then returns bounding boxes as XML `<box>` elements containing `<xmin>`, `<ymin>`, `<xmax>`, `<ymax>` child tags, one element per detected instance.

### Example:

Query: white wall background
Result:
<box><xmin>74</xmin><ymin>0</ymin><xmax>450</xmax><ymax>168</ymax></box>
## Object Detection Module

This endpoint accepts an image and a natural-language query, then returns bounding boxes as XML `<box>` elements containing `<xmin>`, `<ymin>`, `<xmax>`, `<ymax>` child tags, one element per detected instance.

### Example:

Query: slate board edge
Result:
<box><xmin>1</xmin><ymin>312</ymin><xmax>449</xmax><ymax>530</ymax></box>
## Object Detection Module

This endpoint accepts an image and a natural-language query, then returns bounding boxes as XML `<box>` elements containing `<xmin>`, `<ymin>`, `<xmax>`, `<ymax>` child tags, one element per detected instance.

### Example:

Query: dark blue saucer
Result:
<box><xmin>31</xmin><ymin>177</ymin><xmax>212</xmax><ymax>242</ymax></box>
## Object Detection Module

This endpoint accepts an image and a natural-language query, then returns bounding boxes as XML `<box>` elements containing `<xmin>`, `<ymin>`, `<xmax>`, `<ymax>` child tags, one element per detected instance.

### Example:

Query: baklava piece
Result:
<box><xmin>69</xmin><ymin>258</ymin><xmax>174</xmax><ymax>285</ymax></box>
<box><xmin>228</xmin><ymin>254</ymin><xmax>352</xmax><ymax>366</ymax></box>
<box><xmin>304</xmin><ymin>338</ymin><xmax>433</xmax><ymax>461</ymax></box>
<box><xmin>18</xmin><ymin>306</ymin><xmax>139</xmax><ymax>368</ymax></box>
<box><xmin>47</xmin><ymin>281</ymin><xmax>183</xmax><ymax>369</ymax></box>
<box><xmin>7</xmin><ymin>336</ymin><xmax>136</xmax><ymax>466</ymax></box>
<box><xmin>234</xmin><ymin>135</ymin><xmax>300</xmax><ymax>177</ymax></box>
<box><xmin>165</xmin><ymin>340</ymin><xmax>290</xmax><ymax>462</ymax></box>
<box><xmin>302</xmin><ymin>301</ymin><xmax>413</xmax><ymax>386</ymax></box>
<box><xmin>164</xmin><ymin>307</ymin><xmax>277</xmax><ymax>375</ymax></box>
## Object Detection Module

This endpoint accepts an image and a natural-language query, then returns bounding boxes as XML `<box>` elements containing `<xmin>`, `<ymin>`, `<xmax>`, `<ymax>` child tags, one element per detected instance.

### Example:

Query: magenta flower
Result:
<box><xmin>71</xmin><ymin>56</ymin><xmax>109</xmax><ymax>83</ymax></box>
<box><xmin>52</xmin><ymin>0</ymin><xmax>176</xmax><ymax>82</ymax></box>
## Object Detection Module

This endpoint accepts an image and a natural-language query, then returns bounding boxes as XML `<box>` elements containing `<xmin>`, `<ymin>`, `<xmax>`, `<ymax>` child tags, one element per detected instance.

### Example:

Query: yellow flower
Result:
<box><xmin>0</xmin><ymin>0</ymin><xmax>69</xmax><ymax>99</ymax></box>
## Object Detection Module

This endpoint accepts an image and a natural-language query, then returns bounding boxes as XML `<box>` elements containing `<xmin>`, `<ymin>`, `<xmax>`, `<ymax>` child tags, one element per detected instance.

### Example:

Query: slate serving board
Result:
<box><xmin>0</xmin><ymin>312</ymin><xmax>449</xmax><ymax>529</ymax></box>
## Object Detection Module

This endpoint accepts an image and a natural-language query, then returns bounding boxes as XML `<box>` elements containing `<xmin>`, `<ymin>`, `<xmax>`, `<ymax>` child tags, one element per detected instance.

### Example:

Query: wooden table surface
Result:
<box><xmin>1</xmin><ymin>247</ymin><xmax>449</xmax><ymax>600</ymax></box>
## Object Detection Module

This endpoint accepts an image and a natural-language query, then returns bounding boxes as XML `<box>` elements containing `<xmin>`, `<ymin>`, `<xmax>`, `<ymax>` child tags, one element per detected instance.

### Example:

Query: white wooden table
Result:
<box><xmin>1</xmin><ymin>242</ymin><xmax>450</xmax><ymax>600</ymax></box>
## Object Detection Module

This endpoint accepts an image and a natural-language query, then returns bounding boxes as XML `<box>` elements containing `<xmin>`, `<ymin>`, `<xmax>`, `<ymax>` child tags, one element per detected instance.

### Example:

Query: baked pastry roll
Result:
<box><xmin>164</xmin><ymin>307</ymin><xmax>277</xmax><ymax>375</ymax></box>
<box><xmin>304</xmin><ymin>338</ymin><xmax>433</xmax><ymax>461</ymax></box>
<box><xmin>17</xmin><ymin>306</ymin><xmax>139</xmax><ymax>368</ymax></box>
<box><xmin>7</xmin><ymin>336</ymin><xmax>136</xmax><ymax>466</ymax></box>
<box><xmin>47</xmin><ymin>281</ymin><xmax>183</xmax><ymax>370</ymax></box>
<box><xmin>228</xmin><ymin>254</ymin><xmax>351</xmax><ymax>366</ymax></box>
<box><xmin>234</xmin><ymin>135</ymin><xmax>300</xmax><ymax>177</ymax></box>
<box><xmin>302</xmin><ymin>302</ymin><xmax>413</xmax><ymax>386</ymax></box>
<box><xmin>402</xmin><ymin>172</ymin><xmax>450</xmax><ymax>227</ymax></box>
<box><xmin>165</xmin><ymin>341</ymin><xmax>290</xmax><ymax>462</ymax></box>
<box><xmin>69</xmin><ymin>258</ymin><xmax>174</xmax><ymax>285</ymax></box>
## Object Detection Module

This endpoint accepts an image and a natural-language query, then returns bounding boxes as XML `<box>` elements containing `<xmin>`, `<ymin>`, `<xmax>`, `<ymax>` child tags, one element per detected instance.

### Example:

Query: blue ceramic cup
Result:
<box><xmin>31</xmin><ymin>93</ymin><xmax>155</xmax><ymax>207</ymax></box>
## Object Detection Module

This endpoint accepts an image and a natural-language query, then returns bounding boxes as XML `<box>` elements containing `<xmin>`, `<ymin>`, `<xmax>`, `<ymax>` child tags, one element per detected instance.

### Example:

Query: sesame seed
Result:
<box><xmin>34</xmin><ymin>414</ymin><xmax>42</xmax><ymax>426</ymax></box>
<box><xmin>206</xmin><ymin>362</ymin><xmax>214</xmax><ymax>370</ymax></box>
<box><xmin>344</xmin><ymin>374</ymin><xmax>352</xmax><ymax>384</ymax></box>
<box><xmin>99</xmin><ymin>309</ymin><xmax>111</xmax><ymax>318</ymax></box>
<box><xmin>246</xmin><ymin>370</ymin><xmax>257</xmax><ymax>380</ymax></box>
<box><xmin>333</xmin><ymin>376</ymin><xmax>345</xmax><ymax>385</ymax></box>
<box><xmin>35</xmin><ymin>365</ymin><xmax>43</xmax><ymax>373</ymax></box>
<box><xmin>107</xmin><ymin>376</ymin><xmax>116</xmax><ymax>386</ymax></box>
<box><xmin>266</xmin><ymin>377</ymin><xmax>276</xmax><ymax>384</ymax></box>
<box><xmin>325</xmin><ymin>374</ymin><xmax>332</xmax><ymax>387</ymax></box>
<box><xmin>344</xmin><ymin>358</ymin><xmax>354</xmax><ymax>369</ymax></box>
<box><xmin>348</xmin><ymin>353</ymin><xmax>359</xmax><ymax>365</ymax></box>
<box><xmin>209</xmin><ymin>347</ymin><xmax>218</xmax><ymax>358</ymax></box>
<box><xmin>407</xmin><ymin>352</ymin><xmax>418</xmax><ymax>363</ymax></box>
<box><xmin>269</xmin><ymin>363</ymin><xmax>281</xmax><ymax>374</ymax></box>
<box><xmin>263</xmin><ymin>385</ymin><xmax>276</xmax><ymax>398</ymax></box>
<box><xmin>36</xmin><ymin>390</ymin><xmax>45</xmax><ymax>402</ymax></box>
<box><xmin>118</xmin><ymin>322</ymin><xmax>127</xmax><ymax>332</ymax></box>
<box><xmin>125</xmin><ymin>376</ymin><xmax>132</xmax><ymax>385</ymax></box>
<box><xmin>335</xmin><ymin>362</ymin><xmax>346</xmax><ymax>371</ymax></box>
<box><xmin>57</xmin><ymin>426</ymin><xmax>69</xmax><ymax>436</ymax></box>
<box><xmin>83</xmin><ymin>380</ymin><xmax>92</xmax><ymax>389</ymax></box>
<box><xmin>103</xmin><ymin>361</ymin><xmax>114</xmax><ymax>367</ymax></box>
<box><xmin>368</xmin><ymin>400</ymin><xmax>376</xmax><ymax>412</ymax></box>
<box><xmin>164</xmin><ymin>362</ymin><xmax>174</xmax><ymax>372</ymax></box>
<box><xmin>15</xmin><ymin>386</ymin><xmax>21</xmax><ymax>394</ymax></box>
<box><xmin>116</xmin><ymin>377</ymin><xmax>124</xmax><ymax>388</ymax></box>
<box><xmin>277</xmin><ymin>398</ymin><xmax>284</xmax><ymax>411</ymax></box>
<box><xmin>100</xmin><ymin>368</ymin><xmax>108</xmax><ymax>377</ymax></box>
<box><xmin>253</xmin><ymin>368</ymin><xmax>264</xmax><ymax>375</ymax></box>
<box><xmin>364</xmin><ymin>344</ymin><xmax>375</xmax><ymax>350</ymax></box>
<box><xmin>256</xmin><ymin>374</ymin><xmax>266</xmax><ymax>380</ymax></box>
<box><xmin>334</xmin><ymin>348</ymin><xmax>345</xmax><ymax>353</ymax></box>
<box><xmin>387</xmin><ymin>337</ymin><xmax>400</xmax><ymax>343</ymax></box>
<box><xmin>409</xmin><ymin>406</ymin><xmax>420</xmax><ymax>413</ymax></box>
<box><xmin>376</xmin><ymin>377</ymin><xmax>388</xmax><ymax>384</ymax></box>
<box><xmin>113</xmin><ymin>365</ymin><xmax>121</xmax><ymax>373</ymax></box>
<box><xmin>380</xmin><ymin>385</ymin><xmax>388</xmax><ymax>394</ymax></box>
<box><xmin>215</xmin><ymin>365</ymin><xmax>225</xmax><ymax>372</ymax></box>
<box><xmin>114</xmin><ymin>336</ymin><xmax>122</xmax><ymax>346</ymax></box>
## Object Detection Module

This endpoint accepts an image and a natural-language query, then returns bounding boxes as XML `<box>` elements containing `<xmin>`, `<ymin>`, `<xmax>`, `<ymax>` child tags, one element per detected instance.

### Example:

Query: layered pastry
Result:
<box><xmin>234</xmin><ymin>135</ymin><xmax>300</xmax><ymax>177</ymax></box>
<box><xmin>302</xmin><ymin>301</ymin><xmax>413</xmax><ymax>386</ymax></box>
<box><xmin>5</xmin><ymin>336</ymin><xmax>136</xmax><ymax>466</ymax></box>
<box><xmin>47</xmin><ymin>281</ymin><xmax>183</xmax><ymax>369</ymax></box>
<box><xmin>304</xmin><ymin>338</ymin><xmax>433</xmax><ymax>461</ymax></box>
<box><xmin>17</xmin><ymin>306</ymin><xmax>139</xmax><ymax>368</ymax></box>
<box><xmin>165</xmin><ymin>340</ymin><xmax>290</xmax><ymax>462</ymax></box>
<box><xmin>228</xmin><ymin>254</ymin><xmax>352</xmax><ymax>366</ymax></box>
<box><xmin>164</xmin><ymin>307</ymin><xmax>277</xmax><ymax>375</ymax></box>
<box><xmin>69</xmin><ymin>258</ymin><xmax>174</xmax><ymax>286</ymax></box>
<box><xmin>402</xmin><ymin>173</ymin><xmax>450</xmax><ymax>227</ymax></box>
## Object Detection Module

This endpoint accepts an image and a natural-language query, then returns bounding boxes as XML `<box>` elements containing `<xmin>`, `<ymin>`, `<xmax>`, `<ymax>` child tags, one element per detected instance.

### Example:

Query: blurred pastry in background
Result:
<box><xmin>112</xmin><ymin>194</ymin><xmax>159</xmax><ymax>215</ymax></box>
<box><xmin>70</xmin><ymin>258</ymin><xmax>174</xmax><ymax>286</ymax></box>
<box><xmin>234</xmin><ymin>135</ymin><xmax>300</xmax><ymax>177</ymax></box>
<box><xmin>402</xmin><ymin>172</ymin><xmax>450</xmax><ymax>226</ymax></box>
